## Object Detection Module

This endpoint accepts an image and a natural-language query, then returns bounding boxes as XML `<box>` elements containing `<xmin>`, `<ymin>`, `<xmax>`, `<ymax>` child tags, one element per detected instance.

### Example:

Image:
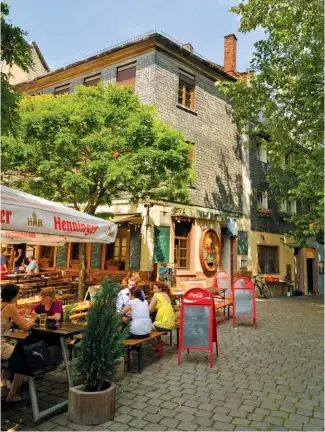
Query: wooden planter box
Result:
<box><xmin>106</xmin><ymin>266</ymin><xmax>119</xmax><ymax>272</ymax></box>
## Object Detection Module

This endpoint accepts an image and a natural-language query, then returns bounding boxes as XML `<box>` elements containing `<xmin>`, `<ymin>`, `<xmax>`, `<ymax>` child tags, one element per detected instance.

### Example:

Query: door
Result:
<box><xmin>221</xmin><ymin>233</ymin><xmax>231</xmax><ymax>275</ymax></box>
<box><xmin>307</xmin><ymin>259</ymin><xmax>314</xmax><ymax>293</ymax></box>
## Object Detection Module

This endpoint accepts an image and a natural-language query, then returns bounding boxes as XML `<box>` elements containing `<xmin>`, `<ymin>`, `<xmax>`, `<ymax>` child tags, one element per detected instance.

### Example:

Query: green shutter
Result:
<box><xmin>91</xmin><ymin>243</ymin><xmax>102</xmax><ymax>269</ymax></box>
<box><xmin>129</xmin><ymin>225</ymin><xmax>141</xmax><ymax>270</ymax></box>
<box><xmin>154</xmin><ymin>226</ymin><xmax>170</xmax><ymax>263</ymax></box>
<box><xmin>237</xmin><ymin>231</ymin><xmax>248</xmax><ymax>255</ymax></box>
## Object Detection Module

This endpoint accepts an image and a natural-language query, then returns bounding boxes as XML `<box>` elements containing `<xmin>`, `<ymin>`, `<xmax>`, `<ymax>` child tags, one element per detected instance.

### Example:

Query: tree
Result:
<box><xmin>1</xmin><ymin>2</ymin><xmax>32</xmax><ymax>134</ymax></box>
<box><xmin>1</xmin><ymin>84</ymin><xmax>194</xmax><ymax>297</ymax></box>
<box><xmin>218</xmin><ymin>0</ymin><xmax>324</xmax><ymax>246</ymax></box>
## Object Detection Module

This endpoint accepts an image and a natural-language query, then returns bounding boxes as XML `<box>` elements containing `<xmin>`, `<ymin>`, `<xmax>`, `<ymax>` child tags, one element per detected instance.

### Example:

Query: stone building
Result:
<box><xmin>13</xmin><ymin>31</ymin><xmax>320</xmax><ymax>293</ymax></box>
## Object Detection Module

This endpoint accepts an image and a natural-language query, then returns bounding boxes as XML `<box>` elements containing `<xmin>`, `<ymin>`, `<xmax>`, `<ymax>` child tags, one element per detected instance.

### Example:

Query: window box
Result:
<box><xmin>257</xmin><ymin>207</ymin><xmax>272</xmax><ymax>217</ymax></box>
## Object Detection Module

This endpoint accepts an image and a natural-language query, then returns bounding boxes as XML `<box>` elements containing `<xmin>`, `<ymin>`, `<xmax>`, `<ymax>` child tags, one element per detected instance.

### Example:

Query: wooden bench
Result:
<box><xmin>123</xmin><ymin>331</ymin><xmax>167</xmax><ymax>373</ymax></box>
<box><xmin>214</xmin><ymin>299</ymin><xmax>232</xmax><ymax>317</ymax></box>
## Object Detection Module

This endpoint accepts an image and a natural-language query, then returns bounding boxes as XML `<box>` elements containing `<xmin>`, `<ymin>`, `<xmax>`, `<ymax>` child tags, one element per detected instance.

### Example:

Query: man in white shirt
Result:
<box><xmin>116</xmin><ymin>278</ymin><xmax>144</xmax><ymax>312</ymax></box>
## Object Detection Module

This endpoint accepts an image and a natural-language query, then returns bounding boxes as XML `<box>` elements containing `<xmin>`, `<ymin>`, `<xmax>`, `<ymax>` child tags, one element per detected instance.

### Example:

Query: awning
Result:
<box><xmin>1</xmin><ymin>186</ymin><xmax>118</xmax><ymax>244</ymax></box>
<box><xmin>110</xmin><ymin>213</ymin><xmax>142</xmax><ymax>223</ymax></box>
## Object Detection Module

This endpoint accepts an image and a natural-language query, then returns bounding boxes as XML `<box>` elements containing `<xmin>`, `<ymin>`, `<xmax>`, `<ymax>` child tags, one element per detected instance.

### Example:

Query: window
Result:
<box><xmin>256</xmin><ymin>138</ymin><xmax>267</xmax><ymax>163</ymax></box>
<box><xmin>174</xmin><ymin>221</ymin><xmax>192</xmax><ymax>268</ymax></box>
<box><xmin>178</xmin><ymin>70</ymin><xmax>195</xmax><ymax>110</ymax></box>
<box><xmin>71</xmin><ymin>243</ymin><xmax>79</xmax><ymax>260</ymax></box>
<box><xmin>257</xmin><ymin>190</ymin><xmax>268</xmax><ymax>209</ymax></box>
<box><xmin>116</xmin><ymin>62</ymin><xmax>136</xmax><ymax>89</ymax></box>
<box><xmin>84</xmin><ymin>73</ymin><xmax>101</xmax><ymax>87</ymax></box>
<box><xmin>54</xmin><ymin>83</ymin><xmax>70</xmax><ymax>95</ymax></box>
<box><xmin>105</xmin><ymin>232</ymin><xmax>127</xmax><ymax>270</ymax></box>
<box><xmin>281</xmin><ymin>200</ymin><xmax>297</xmax><ymax>215</ymax></box>
<box><xmin>258</xmin><ymin>246</ymin><xmax>279</xmax><ymax>273</ymax></box>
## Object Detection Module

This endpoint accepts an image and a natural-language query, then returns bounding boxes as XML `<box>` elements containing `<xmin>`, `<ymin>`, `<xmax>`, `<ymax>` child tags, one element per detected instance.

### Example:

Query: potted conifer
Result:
<box><xmin>68</xmin><ymin>278</ymin><xmax>128</xmax><ymax>425</ymax></box>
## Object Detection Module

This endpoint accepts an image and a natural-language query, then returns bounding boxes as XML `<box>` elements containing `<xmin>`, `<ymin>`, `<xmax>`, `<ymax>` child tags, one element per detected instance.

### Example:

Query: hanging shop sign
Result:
<box><xmin>199</xmin><ymin>228</ymin><xmax>221</xmax><ymax>272</ymax></box>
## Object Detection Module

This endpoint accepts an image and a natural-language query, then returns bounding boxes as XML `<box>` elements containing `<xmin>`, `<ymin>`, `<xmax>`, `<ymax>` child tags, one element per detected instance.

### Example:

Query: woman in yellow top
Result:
<box><xmin>149</xmin><ymin>282</ymin><xmax>175</xmax><ymax>357</ymax></box>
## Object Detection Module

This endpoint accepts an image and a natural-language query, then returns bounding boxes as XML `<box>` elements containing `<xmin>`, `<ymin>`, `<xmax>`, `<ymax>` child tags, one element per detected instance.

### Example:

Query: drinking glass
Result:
<box><xmin>39</xmin><ymin>313</ymin><xmax>47</xmax><ymax>328</ymax></box>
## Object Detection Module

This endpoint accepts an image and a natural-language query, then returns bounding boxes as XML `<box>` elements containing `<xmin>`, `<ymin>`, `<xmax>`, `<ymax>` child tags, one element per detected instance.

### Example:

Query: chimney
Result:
<box><xmin>224</xmin><ymin>34</ymin><xmax>237</xmax><ymax>75</ymax></box>
<box><xmin>182</xmin><ymin>43</ymin><xmax>194</xmax><ymax>53</ymax></box>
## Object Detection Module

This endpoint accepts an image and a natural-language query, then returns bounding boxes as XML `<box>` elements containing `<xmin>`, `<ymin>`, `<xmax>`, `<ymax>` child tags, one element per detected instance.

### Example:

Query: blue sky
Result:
<box><xmin>8</xmin><ymin>0</ymin><xmax>263</xmax><ymax>72</ymax></box>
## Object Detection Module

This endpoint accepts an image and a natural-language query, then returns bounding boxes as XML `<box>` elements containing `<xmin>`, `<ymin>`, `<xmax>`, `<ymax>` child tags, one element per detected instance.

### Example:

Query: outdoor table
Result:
<box><xmin>4</xmin><ymin>322</ymin><xmax>84</xmax><ymax>421</ymax></box>
<box><xmin>207</xmin><ymin>286</ymin><xmax>227</xmax><ymax>301</ymax></box>
<box><xmin>17</xmin><ymin>294</ymin><xmax>75</xmax><ymax>309</ymax></box>
<box><xmin>4</xmin><ymin>322</ymin><xmax>84</xmax><ymax>387</ymax></box>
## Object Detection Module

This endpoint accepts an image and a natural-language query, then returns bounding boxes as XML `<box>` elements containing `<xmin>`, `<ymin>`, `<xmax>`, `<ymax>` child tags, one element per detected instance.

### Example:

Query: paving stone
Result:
<box><xmin>128</xmin><ymin>418</ymin><xmax>148</xmax><ymax>429</ymax></box>
<box><xmin>66</xmin><ymin>423</ymin><xmax>92</xmax><ymax>431</ymax></box>
<box><xmin>107</xmin><ymin>422</ymin><xmax>130</xmax><ymax>431</ymax></box>
<box><xmin>158</xmin><ymin>408</ymin><xmax>177</xmax><ymax>419</ymax></box>
<box><xmin>213</xmin><ymin>421</ymin><xmax>235</xmax><ymax>431</ymax></box>
<box><xmin>161</xmin><ymin>401</ymin><xmax>178</xmax><ymax>410</ymax></box>
<box><xmin>193</xmin><ymin>417</ymin><xmax>214</xmax><ymax>428</ymax></box>
<box><xmin>197</xmin><ymin>402</ymin><xmax>216</xmax><ymax>412</ymax></box>
<box><xmin>212</xmin><ymin>414</ymin><xmax>233</xmax><ymax>424</ymax></box>
<box><xmin>238</xmin><ymin>404</ymin><xmax>255</xmax><ymax>413</ymax></box>
<box><xmin>302</xmin><ymin>424</ymin><xmax>323</xmax><ymax>431</ymax></box>
<box><xmin>270</xmin><ymin>410</ymin><xmax>289</xmax><ymax>419</ymax></box>
<box><xmin>177</xmin><ymin>421</ymin><xmax>199</xmax><ymax>431</ymax></box>
<box><xmin>160</xmin><ymin>417</ymin><xmax>180</xmax><ymax>429</ymax></box>
<box><xmin>184</xmin><ymin>399</ymin><xmax>200</xmax><ymax>408</ymax></box>
<box><xmin>175</xmin><ymin>405</ymin><xmax>196</xmax><ymax>415</ymax></box>
<box><xmin>247</xmin><ymin>412</ymin><xmax>266</xmax><ymax>422</ymax></box>
<box><xmin>310</xmin><ymin>418</ymin><xmax>325</xmax><ymax>427</ymax></box>
<box><xmin>228</xmin><ymin>409</ymin><xmax>247</xmax><ymax>419</ymax></box>
<box><xmin>250</xmin><ymin>420</ymin><xmax>272</xmax><ymax>430</ymax></box>
<box><xmin>128</xmin><ymin>409</ymin><xmax>146</xmax><ymax>419</ymax></box>
<box><xmin>175</xmin><ymin>413</ymin><xmax>196</xmax><ymax>423</ymax></box>
<box><xmin>143</xmin><ymin>405</ymin><xmax>160</xmax><ymax>414</ymax></box>
<box><xmin>264</xmin><ymin>415</ymin><xmax>286</xmax><ymax>426</ymax></box>
<box><xmin>37</xmin><ymin>421</ymin><xmax>58</xmax><ymax>430</ymax></box>
<box><xmin>52</xmin><ymin>427</ymin><xmax>71</xmax><ymax>431</ymax></box>
<box><xmin>231</xmin><ymin>418</ymin><xmax>250</xmax><ymax>427</ymax></box>
<box><xmin>234</xmin><ymin>427</ymin><xmax>254</xmax><ymax>431</ymax></box>
<box><xmin>52</xmin><ymin>415</ymin><xmax>69</xmax><ymax>426</ymax></box>
<box><xmin>113</xmin><ymin>414</ymin><xmax>135</xmax><ymax>424</ymax></box>
<box><xmin>143</xmin><ymin>423</ymin><xmax>167</xmax><ymax>431</ymax></box>
<box><xmin>224</xmin><ymin>402</ymin><xmax>240</xmax><ymax>410</ymax></box>
<box><xmin>143</xmin><ymin>413</ymin><xmax>164</xmax><ymax>424</ymax></box>
<box><xmin>290</xmin><ymin>413</ymin><xmax>312</xmax><ymax>423</ymax></box>
<box><xmin>284</xmin><ymin>419</ymin><xmax>303</xmax><ymax>430</ymax></box>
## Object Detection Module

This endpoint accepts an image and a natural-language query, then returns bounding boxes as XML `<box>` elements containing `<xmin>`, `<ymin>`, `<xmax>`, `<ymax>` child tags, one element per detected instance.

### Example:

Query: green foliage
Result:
<box><xmin>77</xmin><ymin>278</ymin><xmax>128</xmax><ymax>391</ymax></box>
<box><xmin>218</xmin><ymin>0</ymin><xmax>324</xmax><ymax>245</ymax></box>
<box><xmin>1</xmin><ymin>2</ymin><xmax>32</xmax><ymax>134</ymax></box>
<box><xmin>64</xmin><ymin>303</ymin><xmax>78</xmax><ymax>323</ymax></box>
<box><xmin>1</xmin><ymin>84</ymin><xmax>194</xmax><ymax>214</ymax></box>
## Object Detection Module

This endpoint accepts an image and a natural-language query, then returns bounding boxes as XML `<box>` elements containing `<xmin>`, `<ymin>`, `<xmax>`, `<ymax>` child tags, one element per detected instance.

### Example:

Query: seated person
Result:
<box><xmin>13</xmin><ymin>248</ymin><xmax>24</xmax><ymax>273</ymax></box>
<box><xmin>149</xmin><ymin>282</ymin><xmax>176</xmax><ymax>357</ymax></box>
<box><xmin>1</xmin><ymin>284</ymin><xmax>38</xmax><ymax>402</ymax></box>
<box><xmin>122</xmin><ymin>287</ymin><xmax>152</xmax><ymax>339</ymax></box>
<box><xmin>28</xmin><ymin>288</ymin><xmax>63</xmax><ymax>322</ymax></box>
<box><xmin>24</xmin><ymin>255</ymin><xmax>39</xmax><ymax>275</ymax></box>
<box><xmin>116</xmin><ymin>277</ymin><xmax>145</xmax><ymax>313</ymax></box>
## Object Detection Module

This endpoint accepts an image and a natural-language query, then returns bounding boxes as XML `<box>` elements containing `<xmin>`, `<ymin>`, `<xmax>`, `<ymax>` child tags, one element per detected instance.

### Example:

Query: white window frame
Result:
<box><xmin>256</xmin><ymin>139</ymin><xmax>268</xmax><ymax>163</ymax></box>
<box><xmin>257</xmin><ymin>190</ymin><xmax>268</xmax><ymax>209</ymax></box>
<box><xmin>281</xmin><ymin>200</ymin><xmax>297</xmax><ymax>215</ymax></box>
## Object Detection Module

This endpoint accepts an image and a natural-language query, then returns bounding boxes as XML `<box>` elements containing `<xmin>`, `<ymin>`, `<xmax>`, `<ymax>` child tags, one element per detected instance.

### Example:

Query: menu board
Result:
<box><xmin>56</xmin><ymin>245</ymin><xmax>67</xmax><ymax>267</ymax></box>
<box><xmin>182</xmin><ymin>306</ymin><xmax>210</xmax><ymax>349</ymax></box>
<box><xmin>154</xmin><ymin>226</ymin><xmax>170</xmax><ymax>263</ymax></box>
<box><xmin>91</xmin><ymin>244</ymin><xmax>102</xmax><ymax>269</ymax></box>
<box><xmin>234</xmin><ymin>289</ymin><xmax>253</xmax><ymax>317</ymax></box>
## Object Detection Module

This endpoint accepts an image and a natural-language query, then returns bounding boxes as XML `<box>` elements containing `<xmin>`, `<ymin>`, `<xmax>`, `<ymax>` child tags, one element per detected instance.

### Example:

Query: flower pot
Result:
<box><xmin>68</xmin><ymin>382</ymin><xmax>116</xmax><ymax>425</ymax></box>
<box><xmin>113</xmin><ymin>357</ymin><xmax>125</xmax><ymax>382</ymax></box>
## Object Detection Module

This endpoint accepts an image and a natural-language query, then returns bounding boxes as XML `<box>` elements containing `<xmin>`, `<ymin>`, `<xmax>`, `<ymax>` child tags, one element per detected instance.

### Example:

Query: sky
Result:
<box><xmin>8</xmin><ymin>0</ymin><xmax>264</xmax><ymax>73</ymax></box>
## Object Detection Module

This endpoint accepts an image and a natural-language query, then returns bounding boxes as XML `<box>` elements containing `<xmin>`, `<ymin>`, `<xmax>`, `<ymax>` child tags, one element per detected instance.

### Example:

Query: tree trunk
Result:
<box><xmin>78</xmin><ymin>243</ymin><xmax>87</xmax><ymax>300</ymax></box>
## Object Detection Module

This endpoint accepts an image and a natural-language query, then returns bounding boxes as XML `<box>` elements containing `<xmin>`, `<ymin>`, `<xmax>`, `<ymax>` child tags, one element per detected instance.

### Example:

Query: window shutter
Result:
<box><xmin>280</xmin><ymin>200</ymin><xmax>287</xmax><ymax>212</ymax></box>
<box><xmin>116</xmin><ymin>63</ymin><xmax>136</xmax><ymax>89</ymax></box>
<box><xmin>179</xmin><ymin>70</ymin><xmax>195</xmax><ymax>86</ymax></box>
<box><xmin>54</xmin><ymin>84</ymin><xmax>70</xmax><ymax>95</ymax></box>
<box><xmin>84</xmin><ymin>73</ymin><xmax>101</xmax><ymax>87</ymax></box>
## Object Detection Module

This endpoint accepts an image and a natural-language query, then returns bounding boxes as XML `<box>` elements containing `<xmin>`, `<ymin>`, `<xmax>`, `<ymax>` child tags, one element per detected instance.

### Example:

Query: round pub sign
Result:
<box><xmin>199</xmin><ymin>228</ymin><xmax>221</xmax><ymax>272</ymax></box>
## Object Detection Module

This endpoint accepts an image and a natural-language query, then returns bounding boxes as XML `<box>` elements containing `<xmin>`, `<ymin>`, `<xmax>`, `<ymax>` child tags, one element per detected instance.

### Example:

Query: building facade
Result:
<box><xmin>12</xmin><ymin>31</ymin><xmax>321</xmax><ymax>293</ymax></box>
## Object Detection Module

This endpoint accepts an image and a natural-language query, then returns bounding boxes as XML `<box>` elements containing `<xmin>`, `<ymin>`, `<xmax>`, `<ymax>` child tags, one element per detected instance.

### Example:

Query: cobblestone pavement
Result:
<box><xmin>2</xmin><ymin>295</ymin><xmax>324</xmax><ymax>431</ymax></box>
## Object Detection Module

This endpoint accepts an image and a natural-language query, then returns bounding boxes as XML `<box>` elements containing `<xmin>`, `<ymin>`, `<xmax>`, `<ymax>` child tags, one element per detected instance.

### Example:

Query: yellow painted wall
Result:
<box><xmin>250</xmin><ymin>231</ymin><xmax>295</xmax><ymax>279</ymax></box>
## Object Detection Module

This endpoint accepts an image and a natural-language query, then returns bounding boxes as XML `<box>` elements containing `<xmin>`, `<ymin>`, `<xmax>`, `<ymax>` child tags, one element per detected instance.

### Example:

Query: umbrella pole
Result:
<box><xmin>78</xmin><ymin>243</ymin><xmax>87</xmax><ymax>300</ymax></box>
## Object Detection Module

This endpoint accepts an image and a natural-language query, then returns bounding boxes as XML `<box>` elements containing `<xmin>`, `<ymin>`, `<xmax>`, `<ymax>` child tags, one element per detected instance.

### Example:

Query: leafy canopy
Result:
<box><xmin>1</xmin><ymin>2</ymin><xmax>32</xmax><ymax>134</ymax></box>
<box><xmin>1</xmin><ymin>84</ymin><xmax>194</xmax><ymax>214</ymax></box>
<box><xmin>218</xmin><ymin>0</ymin><xmax>324</xmax><ymax>245</ymax></box>
<box><xmin>77</xmin><ymin>278</ymin><xmax>128</xmax><ymax>391</ymax></box>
